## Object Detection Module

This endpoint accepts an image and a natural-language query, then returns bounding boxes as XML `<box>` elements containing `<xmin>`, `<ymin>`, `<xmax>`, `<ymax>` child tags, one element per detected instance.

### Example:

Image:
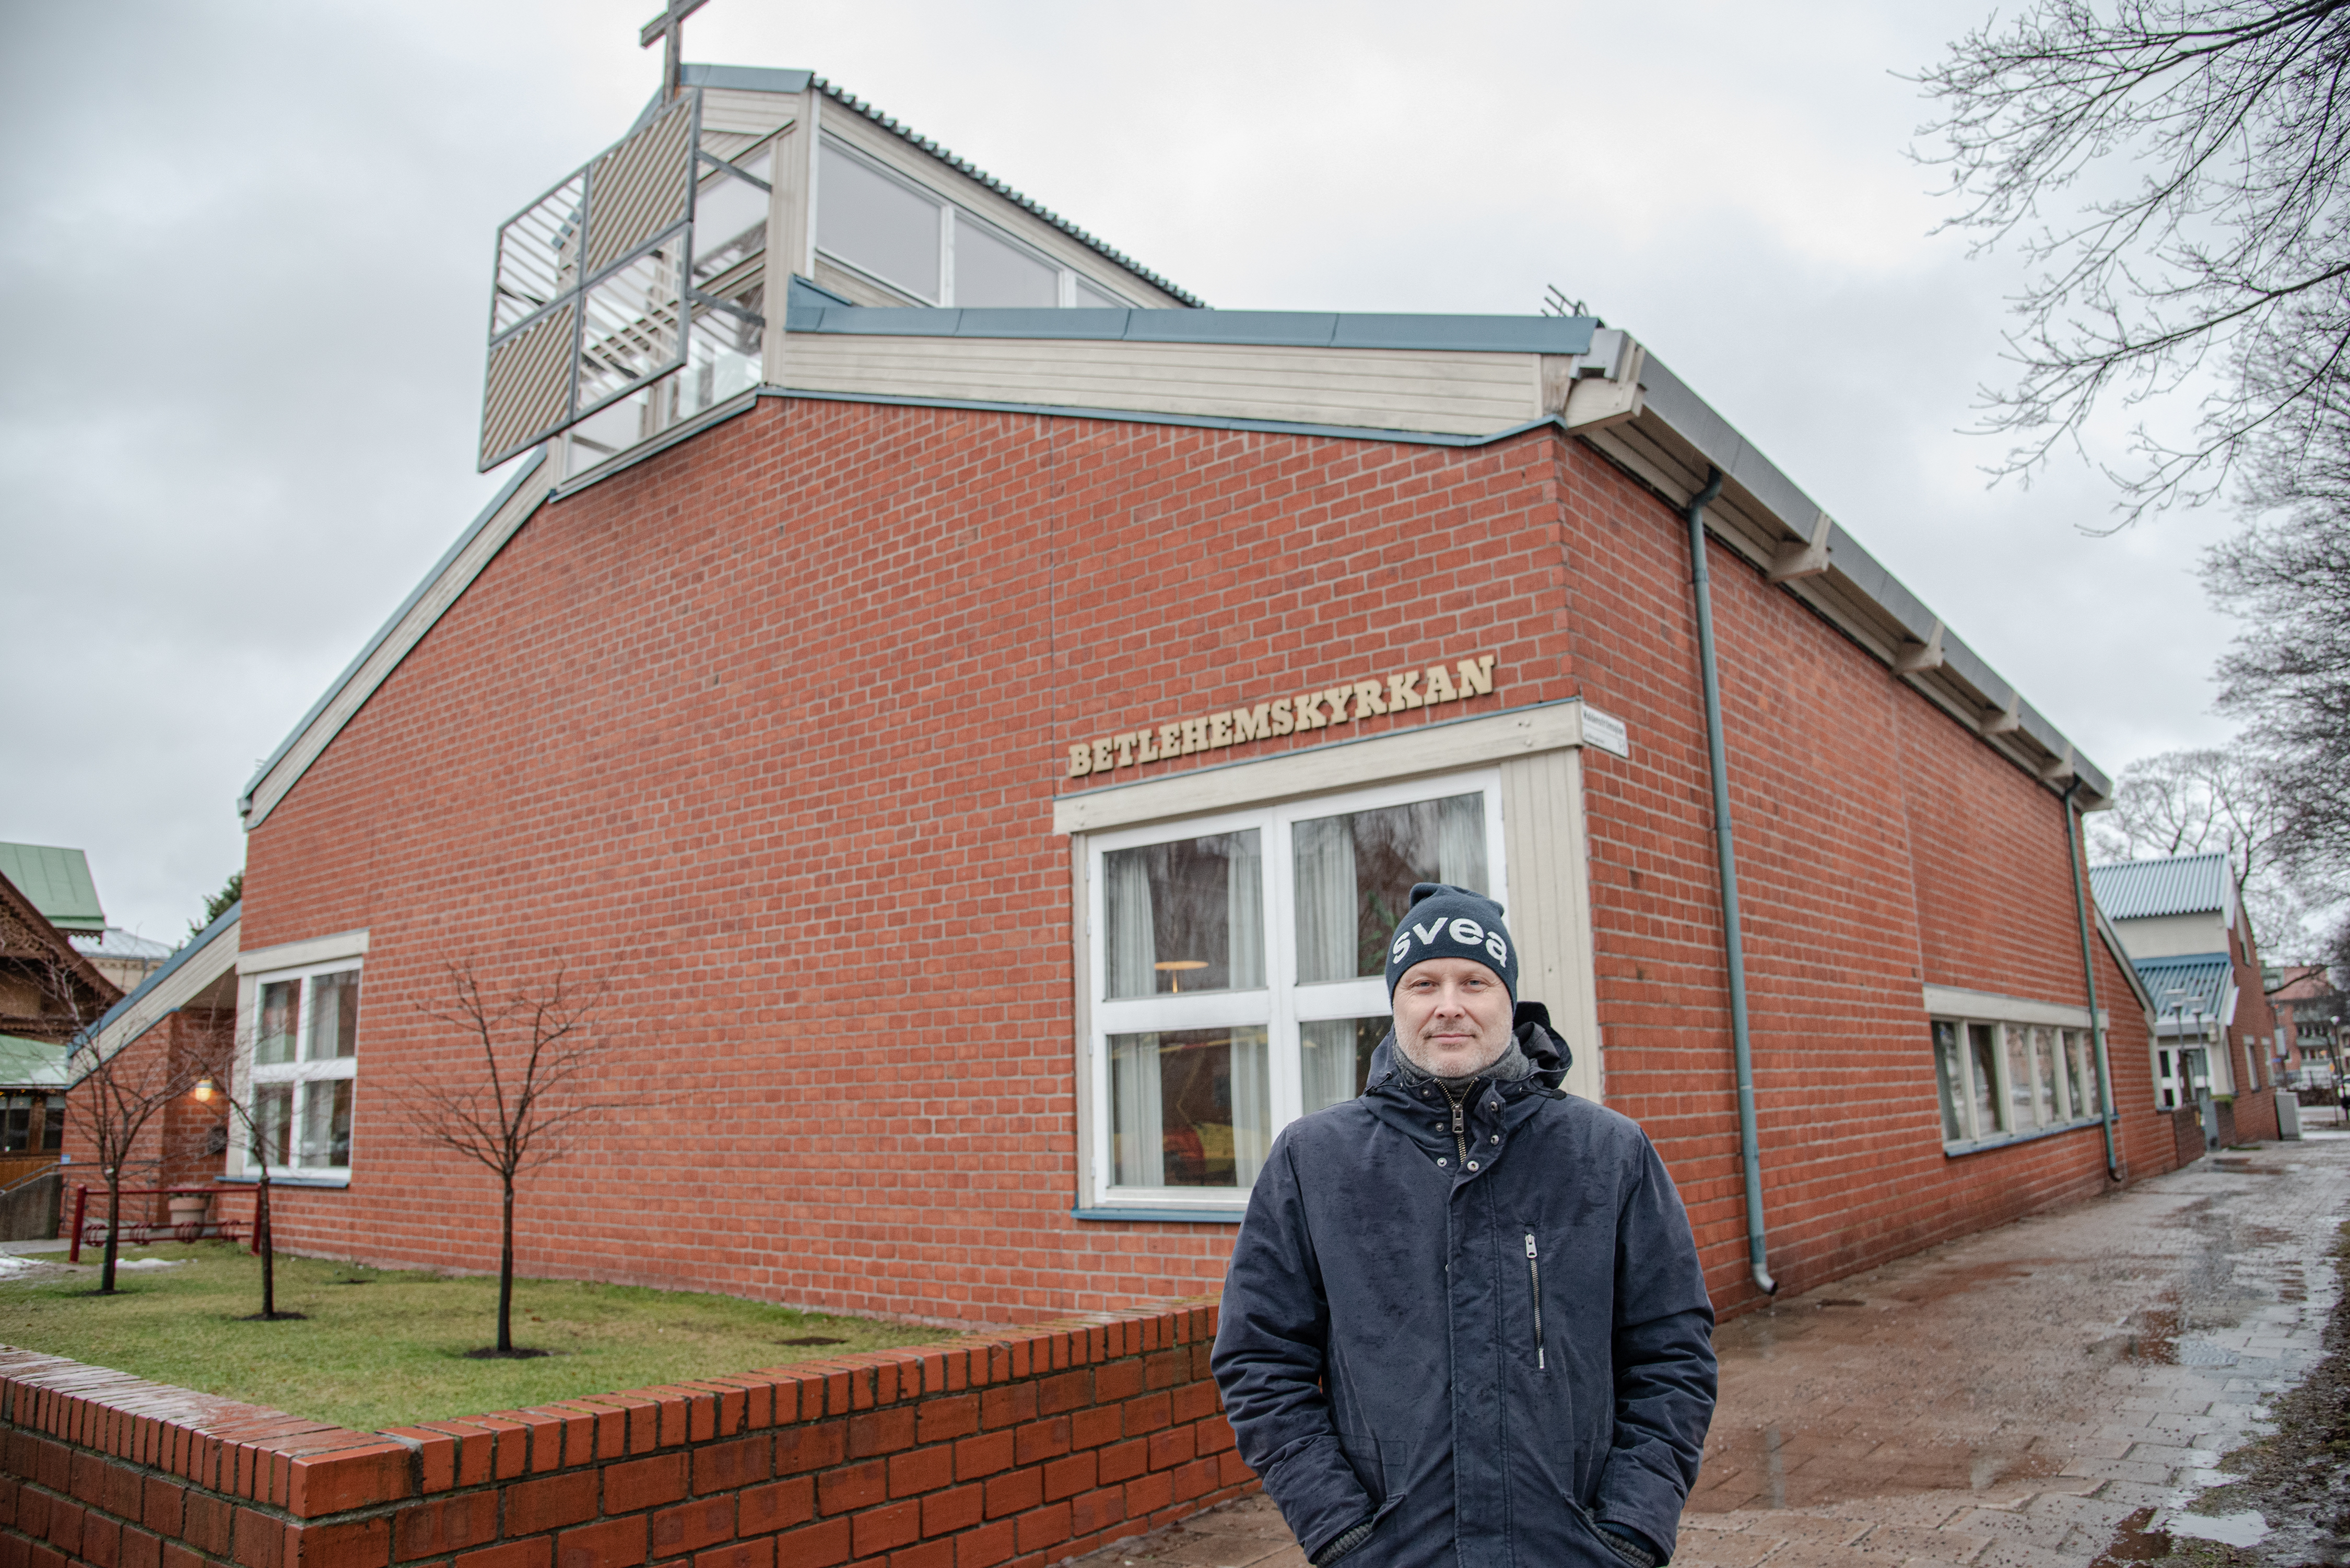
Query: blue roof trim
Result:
<box><xmin>2131</xmin><ymin>951</ymin><xmax>2233</xmax><ymax>1020</ymax></box>
<box><xmin>81</xmin><ymin>900</ymin><xmax>240</xmax><ymax>1048</ymax></box>
<box><xmin>238</xmin><ymin>452</ymin><xmax>547</xmax><ymax>815</ymax></box>
<box><xmin>783</xmin><ymin>299</ymin><xmax>1600</xmax><ymax>357</ymax></box>
<box><xmin>765</xmin><ymin>385</ymin><xmax>1567</xmax><ymax>450</ymax></box>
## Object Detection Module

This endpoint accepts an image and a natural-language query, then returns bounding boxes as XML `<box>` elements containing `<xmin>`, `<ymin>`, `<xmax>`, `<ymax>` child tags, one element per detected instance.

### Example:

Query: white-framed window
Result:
<box><xmin>245</xmin><ymin>960</ymin><xmax>361</xmax><ymax>1177</ymax></box>
<box><xmin>1930</xmin><ymin>1016</ymin><xmax>2101</xmax><ymax>1150</ymax></box>
<box><xmin>815</xmin><ymin>138</ymin><xmax>1135</xmax><ymax>309</ymax></box>
<box><xmin>1085</xmin><ymin>770</ymin><xmax>1502</xmax><ymax>1209</ymax></box>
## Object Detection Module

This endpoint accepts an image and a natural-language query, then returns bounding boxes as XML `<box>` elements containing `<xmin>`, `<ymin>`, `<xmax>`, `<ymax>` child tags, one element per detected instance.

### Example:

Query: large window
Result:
<box><xmin>817</xmin><ymin>139</ymin><xmax>1135</xmax><ymax>309</ymax></box>
<box><xmin>1930</xmin><ymin>1014</ymin><xmax>2101</xmax><ymax>1150</ymax></box>
<box><xmin>1087</xmin><ymin>773</ymin><xmax>1500</xmax><ymax>1208</ymax></box>
<box><xmin>246</xmin><ymin>962</ymin><xmax>360</xmax><ymax>1177</ymax></box>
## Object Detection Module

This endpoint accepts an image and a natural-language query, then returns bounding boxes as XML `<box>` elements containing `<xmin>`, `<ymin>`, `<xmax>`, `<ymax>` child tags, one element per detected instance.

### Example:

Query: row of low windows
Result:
<box><xmin>1931</xmin><ymin>1018</ymin><xmax>2104</xmax><ymax>1149</ymax></box>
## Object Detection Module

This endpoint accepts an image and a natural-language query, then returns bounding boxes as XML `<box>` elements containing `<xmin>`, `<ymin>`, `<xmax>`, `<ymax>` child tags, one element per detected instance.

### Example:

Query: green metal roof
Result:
<box><xmin>0</xmin><ymin>1033</ymin><xmax>69</xmax><ymax>1090</ymax></box>
<box><xmin>0</xmin><ymin>843</ymin><xmax>105</xmax><ymax>933</ymax></box>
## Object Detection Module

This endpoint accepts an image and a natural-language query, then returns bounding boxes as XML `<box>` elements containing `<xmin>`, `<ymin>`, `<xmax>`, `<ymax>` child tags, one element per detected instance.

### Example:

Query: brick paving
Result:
<box><xmin>1064</xmin><ymin>1131</ymin><xmax>2350</xmax><ymax>1567</ymax></box>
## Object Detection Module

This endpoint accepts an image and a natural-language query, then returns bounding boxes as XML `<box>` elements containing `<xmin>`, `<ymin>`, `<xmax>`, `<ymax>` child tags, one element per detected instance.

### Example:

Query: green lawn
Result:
<box><xmin>0</xmin><ymin>1242</ymin><xmax>958</xmax><ymax>1433</ymax></box>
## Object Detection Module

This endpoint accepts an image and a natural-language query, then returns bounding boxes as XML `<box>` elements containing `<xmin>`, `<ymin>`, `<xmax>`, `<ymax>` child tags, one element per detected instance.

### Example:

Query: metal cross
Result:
<box><xmin>639</xmin><ymin>0</ymin><xmax>713</xmax><ymax>102</ymax></box>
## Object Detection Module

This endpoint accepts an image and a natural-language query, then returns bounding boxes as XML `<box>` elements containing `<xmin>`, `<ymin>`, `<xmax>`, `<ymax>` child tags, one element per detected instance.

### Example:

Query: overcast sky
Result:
<box><xmin>1</xmin><ymin>0</ymin><xmax>2257</xmax><ymax>947</ymax></box>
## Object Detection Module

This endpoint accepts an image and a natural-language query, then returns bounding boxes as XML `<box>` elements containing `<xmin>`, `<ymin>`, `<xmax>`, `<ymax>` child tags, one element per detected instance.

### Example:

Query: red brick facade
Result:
<box><xmin>227</xmin><ymin>396</ymin><xmax>2194</xmax><ymax>1326</ymax></box>
<box><xmin>0</xmin><ymin>1302</ymin><xmax>1243</xmax><ymax>1568</ymax></box>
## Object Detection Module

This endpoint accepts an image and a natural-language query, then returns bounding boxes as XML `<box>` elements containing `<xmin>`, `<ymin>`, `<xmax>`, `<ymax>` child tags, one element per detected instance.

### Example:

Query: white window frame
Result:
<box><xmin>814</xmin><ymin>136</ymin><xmax>1135</xmax><ymax>310</ymax></box>
<box><xmin>1928</xmin><ymin>996</ymin><xmax>2108</xmax><ymax>1155</ymax></box>
<box><xmin>1084</xmin><ymin>768</ymin><xmax>1505</xmax><ymax>1211</ymax></box>
<box><xmin>232</xmin><ymin>930</ymin><xmax>368</xmax><ymax>1186</ymax></box>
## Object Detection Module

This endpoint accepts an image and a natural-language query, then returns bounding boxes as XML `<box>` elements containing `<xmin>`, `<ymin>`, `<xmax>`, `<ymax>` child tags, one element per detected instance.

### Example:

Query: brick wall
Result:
<box><xmin>232</xmin><ymin>396</ymin><xmax>2199</xmax><ymax>1327</ymax></box>
<box><xmin>0</xmin><ymin>1302</ymin><xmax>1245</xmax><ymax>1568</ymax></box>
<box><xmin>57</xmin><ymin>1011</ymin><xmax>233</xmax><ymax>1231</ymax></box>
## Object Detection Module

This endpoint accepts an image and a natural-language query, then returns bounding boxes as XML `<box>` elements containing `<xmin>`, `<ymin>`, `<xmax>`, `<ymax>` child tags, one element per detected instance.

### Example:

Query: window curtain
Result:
<box><xmin>1227</xmin><ymin>833</ymin><xmax>1264</xmax><ymax>990</ymax></box>
<box><xmin>1229</xmin><ymin>1030</ymin><xmax>1270</xmax><ymax>1187</ymax></box>
<box><xmin>1111</xmin><ymin>1035</ymin><xmax>1166</xmax><ymax>1187</ymax></box>
<box><xmin>1300</xmin><ymin>1019</ymin><xmax>1359</xmax><ymax>1114</ymax></box>
<box><xmin>1437</xmin><ymin>794</ymin><xmax>1488</xmax><ymax>891</ymax></box>
<box><xmin>1107</xmin><ymin>852</ymin><xmax>1158</xmax><ymax>999</ymax></box>
<box><xmin>1294</xmin><ymin>816</ymin><xmax>1357</xmax><ymax>983</ymax></box>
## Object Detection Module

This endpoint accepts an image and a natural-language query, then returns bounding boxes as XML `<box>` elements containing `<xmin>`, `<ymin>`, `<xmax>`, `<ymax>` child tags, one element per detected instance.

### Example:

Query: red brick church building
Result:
<box><xmin>85</xmin><ymin>62</ymin><xmax>2197</xmax><ymax>1327</ymax></box>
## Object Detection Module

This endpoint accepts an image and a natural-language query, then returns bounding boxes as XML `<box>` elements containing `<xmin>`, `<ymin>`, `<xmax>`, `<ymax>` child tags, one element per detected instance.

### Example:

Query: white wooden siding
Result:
<box><xmin>1499</xmin><ymin>747</ymin><xmax>1603</xmax><ymax>1102</ymax></box>
<box><xmin>701</xmin><ymin>88</ymin><xmax>796</xmax><ymax>136</ymax></box>
<box><xmin>783</xmin><ymin>334</ymin><xmax>1546</xmax><ymax>438</ymax></box>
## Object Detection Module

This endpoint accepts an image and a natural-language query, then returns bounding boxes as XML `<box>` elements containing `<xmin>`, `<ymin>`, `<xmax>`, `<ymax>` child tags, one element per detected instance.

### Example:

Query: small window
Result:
<box><xmin>244</xmin><ymin>962</ymin><xmax>361</xmax><ymax>1178</ymax></box>
<box><xmin>1072</xmin><ymin>276</ymin><xmax>1127</xmax><ymax>309</ymax></box>
<box><xmin>954</xmin><ymin>216</ymin><xmax>1058</xmax><ymax>308</ymax></box>
<box><xmin>1933</xmin><ymin>1011</ymin><xmax>2102</xmax><ymax>1151</ymax></box>
<box><xmin>818</xmin><ymin>142</ymin><xmax>943</xmax><ymax>301</ymax></box>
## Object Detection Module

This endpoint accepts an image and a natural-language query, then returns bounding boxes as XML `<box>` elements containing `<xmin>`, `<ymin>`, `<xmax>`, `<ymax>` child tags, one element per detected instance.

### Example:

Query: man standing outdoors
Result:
<box><xmin>1212</xmin><ymin>884</ymin><xmax>1717</xmax><ymax>1566</ymax></box>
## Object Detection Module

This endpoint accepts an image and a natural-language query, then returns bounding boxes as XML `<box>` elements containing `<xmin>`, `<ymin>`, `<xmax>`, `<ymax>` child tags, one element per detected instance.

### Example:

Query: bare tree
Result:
<box><xmin>64</xmin><ymin>981</ymin><xmax>223</xmax><ymax>1294</ymax></box>
<box><xmin>1915</xmin><ymin>1</ymin><xmax>2350</xmax><ymax>521</ymax></box>
<box><xmin>211</xmin><ymin>1071</ymin><xmax>291</xmax><ymax>1321</ymax></box>
<box><xmin>409</xmin><ymin>963</ymin><xmax>616</xmax><ymax>1355</ymax></box>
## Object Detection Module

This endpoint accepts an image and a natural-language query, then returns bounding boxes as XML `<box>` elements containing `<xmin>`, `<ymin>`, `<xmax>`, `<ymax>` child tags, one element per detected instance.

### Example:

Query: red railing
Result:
<box><xmin>66</xmin><ymin>1185</ymin><xmax>261</xmax><ymax>1263</ymax></box>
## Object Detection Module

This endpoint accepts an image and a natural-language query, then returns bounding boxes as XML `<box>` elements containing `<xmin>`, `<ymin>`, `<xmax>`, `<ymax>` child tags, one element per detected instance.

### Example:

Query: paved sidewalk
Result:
<box><xmin>1064</xmin><ymin>1133</ymin><xmax>2350</xmax><ymax>1567</ymax></box>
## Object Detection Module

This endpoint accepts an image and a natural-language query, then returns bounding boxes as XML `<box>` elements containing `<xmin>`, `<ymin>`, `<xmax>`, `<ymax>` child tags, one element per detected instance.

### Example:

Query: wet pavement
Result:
<box><xmin>1065</xmin><ymin>1132</ymin><xmax>2350</xmax><ymax>1567</ymax></box>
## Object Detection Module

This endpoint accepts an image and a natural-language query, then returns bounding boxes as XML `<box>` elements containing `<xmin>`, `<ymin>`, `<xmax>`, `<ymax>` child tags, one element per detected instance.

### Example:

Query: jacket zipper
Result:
<box><xmin>1445</xmin><ymin>1086</ymin><xmax>1468</xmax><ymax>1161</ymax></box>
<box><xmin>1526</xmin><ymin>1232</ymin><xmax>1546</xmax><ymax>1370</ymax></box>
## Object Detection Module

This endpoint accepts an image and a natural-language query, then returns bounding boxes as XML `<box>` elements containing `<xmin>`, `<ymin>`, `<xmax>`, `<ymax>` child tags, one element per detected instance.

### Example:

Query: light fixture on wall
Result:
<box><xmin>192</xmin><ymin>1076</ymin><xmax>218</xmax><ymax>1103</ymax></box>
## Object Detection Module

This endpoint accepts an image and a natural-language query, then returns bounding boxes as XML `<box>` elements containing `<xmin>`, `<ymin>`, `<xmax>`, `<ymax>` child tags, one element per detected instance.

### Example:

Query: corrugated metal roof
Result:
<box><xmin>0</xmin><ymin>843</ymin><xmax>104</xmax><ymax>933</ymax></box>
<box><xmin>2089</xmin><ymin>853</ymin><xmax>2231</xmax><ymax>921</ymax></box>
<box><xmin>0</xmin><ymin>1033</ymin><xmax>69</xmax><ymax>1089</ymax></box>
<box><xmin>2133</xmin><ymin>951</ymin><xmax>2232</xmax><ymax>1020</ymax></box>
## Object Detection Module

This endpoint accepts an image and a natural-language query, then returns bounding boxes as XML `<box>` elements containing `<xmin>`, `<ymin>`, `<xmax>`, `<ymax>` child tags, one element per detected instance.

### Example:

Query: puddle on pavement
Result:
<box><xmin>1879</xmin><ymin>1256</ymin><xmax>2069</xmax><ymax>1308</ymax></box>
<box><xmin>1688</xmin><ymin>1424</ymin><xmax>2061</xmax><ymax>1512</ymax></box>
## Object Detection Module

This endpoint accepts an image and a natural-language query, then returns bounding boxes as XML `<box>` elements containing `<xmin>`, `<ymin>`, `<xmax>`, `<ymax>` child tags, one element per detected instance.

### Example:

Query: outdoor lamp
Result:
<box><xmin>193</xmin><ymin>1076</ymin><xmax>218</xmax><ymax>1102</ymax></box>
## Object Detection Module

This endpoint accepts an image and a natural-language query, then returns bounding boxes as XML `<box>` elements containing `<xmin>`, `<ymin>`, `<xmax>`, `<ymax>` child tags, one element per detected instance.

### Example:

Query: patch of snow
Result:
<box><xmin>0</xmin><ymin>1256</ymin><xmax>33</xmax><ymax>1275</ymax></box>
<box><xmin>114</xmin><ymin>1258</ymin><xmax>185</xmax><ymax>1270</ymax></box>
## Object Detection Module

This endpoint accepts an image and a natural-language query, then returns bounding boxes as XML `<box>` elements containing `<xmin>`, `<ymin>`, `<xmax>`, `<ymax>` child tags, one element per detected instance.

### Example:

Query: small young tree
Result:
<box><xmin>209</xmin><ymin>1072</ymin><xmax>290</xmax><ymax>1320</ymax></box>
<box><xmin>64</xmin><ymin>985</ymin><xmax>222</xmax><ymax>1294</ymax></box>
<box><xmin>409</xmin><ymin>962</ymin><xmax>616</xmax><ymax>1355</ymax></box>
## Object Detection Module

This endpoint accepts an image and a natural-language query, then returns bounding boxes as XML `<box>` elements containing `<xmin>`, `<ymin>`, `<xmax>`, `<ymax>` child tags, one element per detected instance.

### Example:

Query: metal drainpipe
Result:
<box><xmin>2063</xmin><ymin>779</ymin><xmax>2123</xmax><ymax>1181</ymax></box>
<box><xmin>1686</xmin><ymin>466</ymin><xmax>1777</xmax><ymax>1296</ymax></box>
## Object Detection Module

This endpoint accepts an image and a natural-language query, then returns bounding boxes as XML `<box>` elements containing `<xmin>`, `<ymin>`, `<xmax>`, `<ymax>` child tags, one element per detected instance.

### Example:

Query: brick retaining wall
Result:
<box><xmin>0</xmin><ymin>1300</ymin><xmax>1248</xmax><ymax>1568</ymax></box>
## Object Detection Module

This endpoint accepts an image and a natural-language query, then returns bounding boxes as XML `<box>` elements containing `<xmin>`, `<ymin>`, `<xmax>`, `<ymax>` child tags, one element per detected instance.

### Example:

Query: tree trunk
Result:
<box><xmin>99</xmin><ymin>1170</ymin><xmax>122</xmax><ymax>1294</ymax></box>
<box><xmin>257</xmin><ymin>1170</ymin><xmax>276</xmax><ymax>1319</ymax></box>
<box><xmin>497</xmin><ymin>1177</ymin><xmax>515</xmax><ymax>1353</ymax></box>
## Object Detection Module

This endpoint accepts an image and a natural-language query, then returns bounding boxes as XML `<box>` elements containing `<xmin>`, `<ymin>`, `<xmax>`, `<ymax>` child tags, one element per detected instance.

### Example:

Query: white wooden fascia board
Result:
<box><xmin>237</xmin><ymin>928</ymin><xmax>370</xmax><ymax>977</ymax></box>
<box><xmin>1921</xmin><ymin>983</ymin><xmax>2110</xmax><ymax>1031</ymax></box>
<box><xmin>89</xmin><ymin>925</ymin><xmax>243</xmax><ymax>1060</ymax></box>
<box><xmin>242</xmin><ymin>465</ymin><xmax>557</xmax><ymax>831</ymax></box>
<box><xmin>818</xmin><ymin>114</ymin><xmax>1179</xmax><ymax>305</ymax></box>
<box><xmin>1052</xmin><ymin>700</ymin><xmax>1588</xmax><ymax>835</ymax></box>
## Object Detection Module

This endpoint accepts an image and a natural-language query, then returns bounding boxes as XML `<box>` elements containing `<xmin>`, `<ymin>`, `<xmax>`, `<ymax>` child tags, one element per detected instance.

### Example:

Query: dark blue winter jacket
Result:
<box><xmin>1211</xmin><ymin>1016</ymin><xmax>1716</xmax><ymax>1566</ymax></box>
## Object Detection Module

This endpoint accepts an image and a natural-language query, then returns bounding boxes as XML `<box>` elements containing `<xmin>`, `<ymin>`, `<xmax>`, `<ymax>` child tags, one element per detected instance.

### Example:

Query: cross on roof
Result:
<box><xmin>638</xmin><ymin>0</ymin><xmax>713</xmax><ymax>102</ymax></box>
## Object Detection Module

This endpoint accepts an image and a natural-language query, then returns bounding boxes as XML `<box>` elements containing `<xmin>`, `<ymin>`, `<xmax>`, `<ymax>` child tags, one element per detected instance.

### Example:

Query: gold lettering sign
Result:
<box><xmin>1064</xmin><ymin>654</ymin><xmax>1498</xmax><ymax>780</ymax></box>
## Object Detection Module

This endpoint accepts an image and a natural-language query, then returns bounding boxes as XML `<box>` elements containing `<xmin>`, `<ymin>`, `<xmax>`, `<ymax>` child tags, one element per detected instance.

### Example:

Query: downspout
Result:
<box><xmin>1686</xmin><ymin>467</ymin><xmax>1777</xmax><ymax>1296</ymax></box>
<box><xmin>2063</xmin><ymin>780</ymin><xmax>2123</xmax><ymax>1181</ymax></box>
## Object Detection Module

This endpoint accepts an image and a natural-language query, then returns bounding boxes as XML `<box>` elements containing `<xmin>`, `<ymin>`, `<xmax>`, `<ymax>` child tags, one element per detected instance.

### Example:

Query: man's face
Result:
<box><xmin>1392</xmin><ymin>957</ymin><xmax>1514</xmax><ymax>1080</ymax></box>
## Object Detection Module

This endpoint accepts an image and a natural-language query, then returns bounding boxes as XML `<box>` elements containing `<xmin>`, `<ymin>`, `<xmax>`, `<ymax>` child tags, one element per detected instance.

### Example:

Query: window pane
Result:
<box><xmin>1303</xmin><ymin>1016</ymin><xmax>1389</xmax><ymax>1113</ymax></box>
<box><xmin>1109</xmin><ymin>1025</ymin><xmax>1269</xmax><ymax>1189</ymax></box>
<box><xmin>1968</xmin><ymin>1023</ymin><xmax>2003</xmax><ymax>1133</ymax></box>
<box><xmin>692</xmin><ymin>150</ymin><xmax>770</xmax><ymax>288</ymax></box>
<box><xmin>298</xmin><ymin>1081</ymin><xmax>354</xmax><ymax>1168</ymax></box>
<box><xmin>817</xmin><ymin>144</ymin><xmax>941</xmax><ymax>300</ymax></box>
<box><xmin>1293</xmin><ymin>793</ymin><xmax>1486</xmax><ymax>983</ymax></box>
<box><xmin>954</xmin><ymin>218</ymin><xmax>1057</xmax><ymax>307</ymax></box>
<box><xmin>2030</xmin><ymin>1025</ymin><xmax>2059</xmax><ymax>1125</ymax></box>
<box><xmin>2062</xmin><ymin>1029</ymin><xmax>2088</xmax><ymax>1119</ymax></box>
<box><xmin>1073</xmin><ymin>276</ymin><xmax>1124</xmax><ymax>309</ymax></box>
<box><xmin>253</xmin><ymin>1084</ymin><xmax>293</xmax><ymax>1165</ymax></box>
<box><xmin>2073</xmin><ymin>1031</ymin><xmax>2102</xmax><ymax>1116</ymax></box>
<box><xmin>309</xmin><ymin>971</ymin><xmax>360</xmax><ymax>1060</ymax></box>
<box><xmin>41</xmin><ymin>1103</ymin><xmax>61</xmax><ymax>1151</ymax></box>
<box><xmin>256</xmin><ymin>980</ymin><xmax>301</xmax><ymax>1065</ymax></box>
<box><xmin>1103</xmin><ymin>832</ymin><xmax>1263</xmax><ymax>998</ymax></box>
<box><xmin>2</xmin><ymin>1102</ymin><xmax>26</xmax><ymax>1153</ymax></box>
<box><xmin>2003</xmin><ymin>1024</ymin><xmax>2037</xmax><ymax>1130</ymax></box>
<box><xmin>1932</xmin><ymin>1020</ymin><xmax>1966</xmax><ymax>1141</ymax></box>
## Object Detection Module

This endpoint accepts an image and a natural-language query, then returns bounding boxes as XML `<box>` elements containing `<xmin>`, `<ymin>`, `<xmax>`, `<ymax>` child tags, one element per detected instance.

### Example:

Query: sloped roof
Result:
<box><xmin>2089</xmin><ymin>852</ymin><xmax>2232</xmax><ymax>921</ymax></box>
<box><xmin>2133</xmin><ymin>951</ymin><xmax>2232</xmax><ymax>1021</ymax></box>
<box><xmin>0</xmin><ymin>843</ymin><xmax>104</xmax><ymax>933</ymax></box>
<box><xmin>0</xmin><ymin>1033</ymin><xmax>68</xmax><ymax>1090</ymax></box>
<box><xmin>82</xmin><ymin>900</ymin><xmax>241</xmax><ymax>1057</ymax></box>
<box><xmin>70</xmin><ymin>928</ymin><xmax>172</xmax><ymax>962</ymax></box>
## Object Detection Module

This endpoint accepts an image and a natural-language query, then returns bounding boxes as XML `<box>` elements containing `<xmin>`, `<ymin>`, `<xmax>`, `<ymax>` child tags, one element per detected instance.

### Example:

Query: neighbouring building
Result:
<box><xmin>2267</xmin><ymin>962</ymin><xmax>2343</xmax><ymax>1092</ymax></box>
<box><xmin>82</xmin><ymin>61</ymin><xmax>2216</xmax><ymax>1329</ymax></box>
<box><xmin>0</xmin><ymin>842</ymin><xmax>172</xmax><ymax>995</ymax></box>
<box><xmin>2090</xmin><ymin>851</ymin><xmax>2284</xmax><ymax>1148</ymax></box>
